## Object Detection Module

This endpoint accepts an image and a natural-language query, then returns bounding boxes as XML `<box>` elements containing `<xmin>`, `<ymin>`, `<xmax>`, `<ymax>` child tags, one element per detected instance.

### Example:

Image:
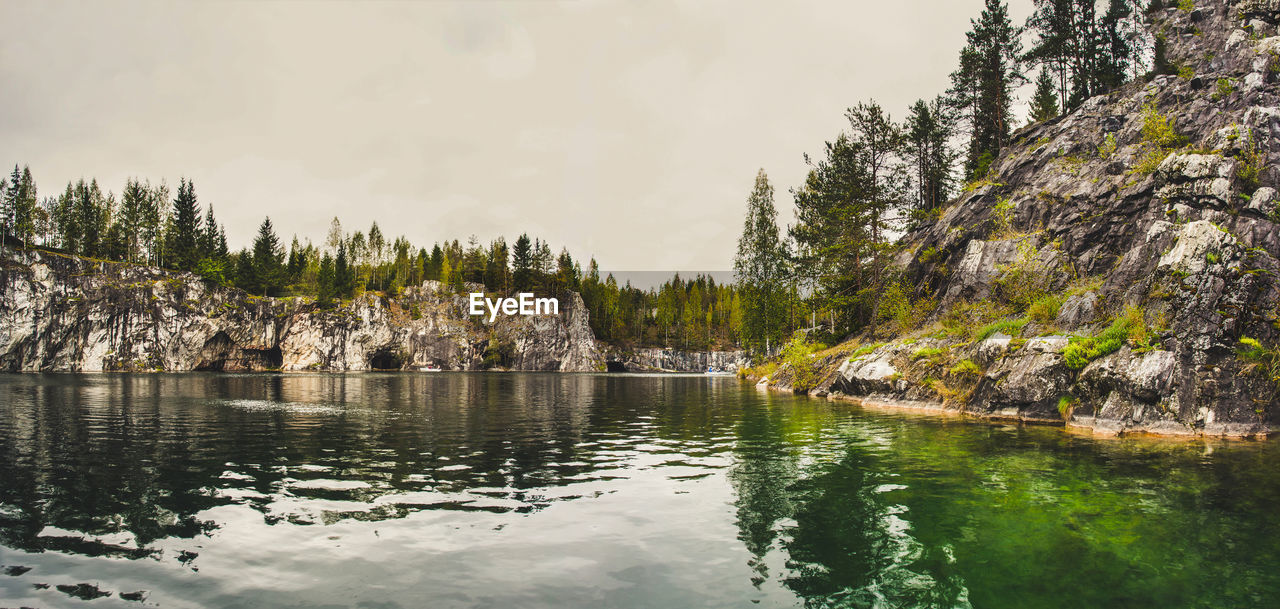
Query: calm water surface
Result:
<box><xmin>0</xmin><ymin>373</ymin><xmax>1278</xmax><ymax>608</ymax></box>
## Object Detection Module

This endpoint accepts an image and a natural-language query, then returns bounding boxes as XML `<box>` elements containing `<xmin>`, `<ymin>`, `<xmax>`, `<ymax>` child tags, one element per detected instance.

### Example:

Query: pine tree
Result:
<box><xmin>335</xmin><ymin>242</ymin><xmax>354</xmax><ymax>298</ymax></box>
<box><xmin>1026</xmin><ymin>0</ymin><xmax>1074</xmax><ymax>115</ymax></box>
<box><xmin>903</xmin><ymin>97</ymin><xmax>956</xmax><ymax>219</ymax></box>
<box><xmin>167</xmin><ymin>178</ymin><xmax>201</xmax><ymax>271</ymax></box>
<box><xmin>952</xmin><ymin>0</ymin><xmax>1023</xmax><ymax>179</ymax></box>
<box><xmin>512</xmin><ymin>233</ymin><xmax>533</xmax><ymax>291</ymax></box>
<box><xmin>1030</xmin><ymin>68</ymin><xmax>1060</xmax><ymax>122</ymax></box>
<box><xmin>250</xmin><ymin>217</ymin><xmax>284</xmax><ymax>295</ymax></box>
<box><xmin>316</xmin><ymin>253</ymin><xmax>336</xmax><ymax>309</ymax></box>
<box><xmin>733</xmin><ymin>169</ymin><xmax>787</xmax><ymax>356</ymax></box>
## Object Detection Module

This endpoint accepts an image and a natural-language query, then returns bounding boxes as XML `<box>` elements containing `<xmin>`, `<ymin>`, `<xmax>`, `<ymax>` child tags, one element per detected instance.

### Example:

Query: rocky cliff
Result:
<box><xmin>773</xmin><ymin>0</ymin><xmax>1280</xmax><ymax>436</ymax></box>
<box><xmin>606</xmin><ymin>347</ymin><xmax>750</xmax><ymax>373</ymax></box>
<box><xmin>0</xmin><ymin>246</ymin><xmax>604</xmax><ymax>372</ymax></box>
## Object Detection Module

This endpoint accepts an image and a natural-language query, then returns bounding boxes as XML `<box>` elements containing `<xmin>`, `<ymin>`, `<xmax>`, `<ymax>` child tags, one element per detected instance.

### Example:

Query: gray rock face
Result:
<box><xmin>0</xmin><ymin>247</ymin><xmax>604</xmax><ymax>372</ymax></box>
<box><xmin>610</xmin><ymin>348</ymin><xmax>750</xmax><ymax>373</ymax></box>
<box><xmin>822</xmin><ymin>2</ymin><xmax>1280</xmax><ymax>436</ymax></box>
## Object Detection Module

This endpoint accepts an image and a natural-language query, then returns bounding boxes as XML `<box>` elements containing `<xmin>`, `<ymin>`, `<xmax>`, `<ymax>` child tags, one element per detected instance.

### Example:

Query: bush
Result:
<box><xmin>1057</xmin><ymin>395</ymin><xmax>1077</xmax><ymax>419</ymax></box>
<box><xmin>1238</xmin><ymin>337</ymin><xmax>1280</xmax><ymax>392</ymax></box>
<box><xmin>1028</xmin><ymin>293</ymin><xmax>1066</xmax><ymax>325</ymax></box>
<box><xmin>994</xmin><ymin>242</ymin><xmax>1051</xmax><ymax>310</ymax></box>
<box><xmin>976</xmin><ymin>317</ymin><xmax>1029</xmax><ymax>341</ymax></box>
<box><xmin>849</xmin><ymin>342</ymin><xmax>886</xmax><ymax>362</ymax></box>
<box><xmin>782</xmin><ymin>333</ymin><xmax>821</xmax><ymax>392</ymax></box>
<box><xmin>1063</xmin><ymin>306</ymin><xmax>1150</xmax><ymax>369</ymax></box>
<box><xmin>950</xmin><ymin>359</ymin><xmax>982</xmax><ymax>379</ymax></box>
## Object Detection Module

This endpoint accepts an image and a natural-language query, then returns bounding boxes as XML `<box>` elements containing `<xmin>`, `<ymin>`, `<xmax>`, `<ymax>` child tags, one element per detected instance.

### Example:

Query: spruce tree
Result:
<box><xmin>904</xmin><ymin>97</ymin><xmax>956</xmax><ymax>219</ymax></box>
<box><xmin>512</xmin><ymin>233</ymin><xmax>533</xmax><ymax>291</ymax></box>
<box><xmin>952</xmin><ymin>0</ymin><xmax>1023</xmax><ymax>179</ymax></box>
<box><xmin>167</xmin><ymin>178</ymin><xmax>201</xmax><ymax>271</ymax></box>
<box><xmin>1030</xmin><ymin>69</ymin><xmax>1060</xmax><ymax>122</ymax></box>
<box><xmin>316</xmin><ymin>253</ymin><xmax>336</xmax><ymax>309</ymax></box>
<box><xmin>250</xmin><ymin>217</ymin><xmax>284</xmax><ymax>296</ymax></box>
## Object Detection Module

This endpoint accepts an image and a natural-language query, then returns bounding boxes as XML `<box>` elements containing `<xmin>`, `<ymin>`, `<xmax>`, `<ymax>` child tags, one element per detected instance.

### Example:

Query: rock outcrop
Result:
<box><xmin>607</xmin><ymin>347</ymin><xmax>750</xmax><ymax>373</ymax></box>
<box><xmin>803</xmin><ymin>1</ymin><xmax>1280</xmax><ymax>436</ymax></box>
<box><xmin>0</xmin><ymin>247</ymin><xmax>604</xmax><ymax>372</ymax></box>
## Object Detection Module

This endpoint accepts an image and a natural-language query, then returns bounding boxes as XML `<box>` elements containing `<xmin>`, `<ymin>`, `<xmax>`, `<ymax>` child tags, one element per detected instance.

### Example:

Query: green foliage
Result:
<box><xmin>990</xmin><ymin>197</ymin><xmax>1014</xmax><ymax>237</ymax></box>
<box><xmin>1175</xmin><ymin>63</ymin><xmax>1195</xmax><ymax>80</ymax></box>
<box><xmin>1238</xmin><ymin>338</ymin><xmax>1280</xmax><ymax>396</ymax></box>
<box><xmin>912</xmin><ymin>346</ymin><xmax>948</xmax><ymax>363</ymax></box>
<box><xmin>994</xmin><ymin>242</ymin><xmax>1051</xmax><ymax>310</ymax></box>
<box><xmin>1057</xmin><ymin>395</ymin><xmax>1077</xmax><ymax>419</ymax></box>
<box><xmin>976</xmin><ymin>316</ymin><xmax>1028</xmax><ymax>341</ymax></box>
<box><xmin>1236</xmin><ymin>130</ymin><xmax>1265</xmax><ymax>193</ymax></box>
<box><xmin>1205</xmin><ymin>251</ymin><xmax>1220</xmax><ymax>265</ymax></box>
<box><xmin>1140</xmin><ymin>100</ymin><xmax>1184</xmax><ymax>149</ymax></box>
<box><xmin>782</xmin><ymin>332</ymin><xmax>822</xmax><ymax>393</ymax></box>
<box><xmin>1097</xmin><ymin>133</ymin><xmax>1117</xmax><ymax>159</ymax></box>
<box><xmin>1063</xmin><ymin>306</ymin><xmax>1150</xmax><ymax>370</ymax></box>
<box><xmin>1130</xmin><ymin>100</ymin><xmax>1185</xmax><ymax>175</ymax></box>
<box><xmin>949</xmin><ymin>358</ymin><xmax>982</xmax><ymax>379</ymax></box>
<box><xmin>1028</xmin><ymin>293</ymin><xmax>1066</xmax><ymax>325</ymax></box>
<box><xmin>849</xmin><ymin>342</ymin><xmax>886</xmax><ymax>361</ymax></box>
<box><xmin>1176</xmin><ymin>0</ymin><xmax>1194</xmax><ymax>12</ymax></box>
<box><xmin>734</xmin><ymin>169</ymin><xmax>789</xmax><ymax>356</ymax></box>
<box><xmin>919</xmin><ymin>246</ymin><xmax>941</xmax><ymax>265</ymax></box>
<box><xmin>1211</xmin><ymin>77</ymin><xmax>1235</xmax><ymax>101</ymax></box>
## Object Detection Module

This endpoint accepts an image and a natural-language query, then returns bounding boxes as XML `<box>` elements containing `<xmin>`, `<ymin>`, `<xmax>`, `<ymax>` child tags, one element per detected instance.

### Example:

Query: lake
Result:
<box><xmin>0</xmin><ymin>373</ymin><xmax>1277</xmax><ymax>608</ymax></box>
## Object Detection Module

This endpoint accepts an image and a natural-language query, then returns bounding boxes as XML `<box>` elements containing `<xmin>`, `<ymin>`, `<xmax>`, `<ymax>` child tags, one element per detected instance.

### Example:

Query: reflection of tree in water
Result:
<box><xmin>727</xmin><ymin>396</ymin><xmax>801</xmax><ymax>586</ymax></box>
<box><xmin>728</xmin><ymin>409</ymin><xmax>974</xmax><ymax>609</ymax></box>
<box><xmin>0</xmin><ymin>373</ymin><xmax>731</xmax><ymax>562</ymax></box>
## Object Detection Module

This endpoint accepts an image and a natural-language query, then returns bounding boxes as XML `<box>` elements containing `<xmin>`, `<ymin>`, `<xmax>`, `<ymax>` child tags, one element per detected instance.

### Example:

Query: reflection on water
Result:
<box><xmin>0</xmin><ymin>373</ymin><xmax>1278</xmax><ymax>608</ymax></box>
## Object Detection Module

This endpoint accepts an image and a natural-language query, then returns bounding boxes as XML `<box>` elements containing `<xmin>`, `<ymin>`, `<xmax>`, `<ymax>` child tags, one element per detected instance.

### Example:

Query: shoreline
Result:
<box><xmin>756</xmin><ymin>381</ymin><xmax>1275</xmax><ymax>441</ymax></box>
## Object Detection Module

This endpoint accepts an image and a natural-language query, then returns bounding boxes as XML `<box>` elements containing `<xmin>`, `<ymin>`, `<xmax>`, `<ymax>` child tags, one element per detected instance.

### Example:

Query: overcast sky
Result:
<box><xmin>1</xmin><ymin>0</ymin><xmax>1032</xmax><ymax>271</ymax></box>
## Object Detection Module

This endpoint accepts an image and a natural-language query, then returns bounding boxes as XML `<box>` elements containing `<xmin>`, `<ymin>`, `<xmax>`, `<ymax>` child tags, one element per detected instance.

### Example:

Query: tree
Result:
<box><xmin>316</xmin><ymin>253</ymin><xmax>336</xmax><ymax>308</ymax></box>
<box><xmin>335</xmin><ymin>242</ymin><xmax>355</xmax><ymax>298</ymax></box>
<box><xmin>1026</xmin><ymin>0</ymin><xmax>1074</xmax><ymax>115</ymax></box>
<box><xmin>733</xmin><ymin>169</ymin><xmax>788</xmax><ymax>356</ymax></box>
<box><xmin>903</xmin><ymin>97</ymin><xmax>956</xmax><ymax>220</ymax></box>
<box><xmin>166</xmin><ymin>178</ymin><xmax>201</xmax><ymax>271</ymax></box>
<box><xmin>1029</xmin><ymin>68</ymin><xmax>1060</xmax><ymax>122</ymax></box>
<box><xmin>250</xmin><ymin>217</ymin><xmax>285</xmax><ymax>295</ymax></box>
<box><xmin>952</xmin><ymin>0</ymin><xmax>1023</xmax><ymax>179</ymax></box>
<box><xmin>2</xmin><ymin>165</ymin><xmax>37</xmax><ymax>245</ymax></box>
<box><xmin>512</xmin><ymin>233</ymin><xmax>534</xmax><ymax>291</ymax></box>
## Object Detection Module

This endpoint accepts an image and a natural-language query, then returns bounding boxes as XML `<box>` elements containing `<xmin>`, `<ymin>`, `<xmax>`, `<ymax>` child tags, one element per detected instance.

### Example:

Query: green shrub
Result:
<box><xmin>849</xmin><ymin>342</ymin><xmax>887</xmax><ymax>362</ymax></box>
<box><xmin>1236</xmin><ymin>129</ymin><xmax>1265</xmax><ymax>192</ymax></box>
<box><xmin>1063</xmin><ymin>306</ymin><xmax>1150</xmax><ymax>369</ymax></box>
<box><xmin>994</xmin><ymin>242</ymin><xmax>1051</xmax><ymax>310</ymax></box>
<box><xmin>991</xmin><ymin>197</ymin><xmax>1014</xmax><ymax>237</ymax></box>
<box><xmin>1238</xmin><ymin>337</ymin><xmax>1280</xmax><ymax>396</ymax></box>
<box><xmin>912</xmin><ymin>347</ymin><xmax>947</xmax><ymax>362</ymax></box>
<box><xmin>950</xmin><ymin>359</ymin><xmax>982</xmax><ymax>379</ymax></box>
<box><xmin>782</xmin><ymin>332</ymin><xmax>821</xmax><ymax>392</ymax></box>
<box><xmin>1028</xmin><ymin>293</ymin><xmax>1066</xmax><ymax>325</ymax></box>
<box><xmin>1212</xmin><ymin>77</ymin><xmax>1235</xmax><ymax>101</ymax></box>
<box><xmin>1057</xmin><ymin>395</ymin><xmax>1077</xmax><ymax>419</ymax></box>
<box><xmin>1140</xmin><ymin>100</ymin><xmax>1185</xmax><ymax>149</ymax></box>
<box><xmin>1097</xmin><ymin>133</ymin><xmax>1118</xmax><ymax>159</ymax></box>
<box><xmin>976</xmin><ymin>317</ymin><xmax>1029</xmax><ymax>341</ymax></box>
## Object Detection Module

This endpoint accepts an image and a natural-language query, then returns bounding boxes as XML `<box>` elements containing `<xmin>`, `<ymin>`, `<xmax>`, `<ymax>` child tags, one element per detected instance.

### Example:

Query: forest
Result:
<box><xmin>0</xmin><ymin>0</ymin><xmax>1158</xmax><ymax>356</ymax></box>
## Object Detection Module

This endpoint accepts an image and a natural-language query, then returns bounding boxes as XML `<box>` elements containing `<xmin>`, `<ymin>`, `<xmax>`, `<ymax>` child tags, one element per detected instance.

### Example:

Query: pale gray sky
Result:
<box><xmin>0</xmin><ymin>0</ymin><xmax>1031</xmax><ymax>271</ymax></box>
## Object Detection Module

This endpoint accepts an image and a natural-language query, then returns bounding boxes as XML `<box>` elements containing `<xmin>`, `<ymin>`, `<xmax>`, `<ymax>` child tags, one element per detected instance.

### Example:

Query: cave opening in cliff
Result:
<box><xmin>369</xmin><ymin>349</ymin><xmax>405</xmax><ymax>371</ymax></box>
<box><xmin>605</xmin><ymin>361</ymin><xmax>628</xmax><ymax>373</ymax></box>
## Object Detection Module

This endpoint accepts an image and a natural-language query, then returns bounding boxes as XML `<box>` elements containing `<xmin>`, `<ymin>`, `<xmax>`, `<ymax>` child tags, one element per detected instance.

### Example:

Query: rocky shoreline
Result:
<box><xmin>0</xmin><ymin>246</ymin><xmax>739</xmax><ymax>374</ymax></box>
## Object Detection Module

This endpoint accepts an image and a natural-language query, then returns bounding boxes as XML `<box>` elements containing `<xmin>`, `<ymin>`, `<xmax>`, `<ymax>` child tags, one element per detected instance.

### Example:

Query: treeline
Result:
<box><xmin>0</xmin><ymin>165</ymin><xmax>744</xmax><ymax>349</ymax></box>
<box><xmin>734</xmin><ymin>0</ymin><xmax>1153</xmax><ymax>355</ymax></box>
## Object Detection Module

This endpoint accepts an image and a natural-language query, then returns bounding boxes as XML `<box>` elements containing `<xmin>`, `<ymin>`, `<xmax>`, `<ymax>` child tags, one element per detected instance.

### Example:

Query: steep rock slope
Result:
<box><xmin>822</xmin><ymin>0</ymin><xmax>1280</xmax><ymax>436</ymax></box>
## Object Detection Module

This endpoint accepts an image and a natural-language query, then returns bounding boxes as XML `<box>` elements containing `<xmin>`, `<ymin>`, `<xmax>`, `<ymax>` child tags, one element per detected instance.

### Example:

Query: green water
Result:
<box><xmin>0</xmin><ymin>373</ymin><xmax>1276</xmax><ymax>608</ymax></box>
